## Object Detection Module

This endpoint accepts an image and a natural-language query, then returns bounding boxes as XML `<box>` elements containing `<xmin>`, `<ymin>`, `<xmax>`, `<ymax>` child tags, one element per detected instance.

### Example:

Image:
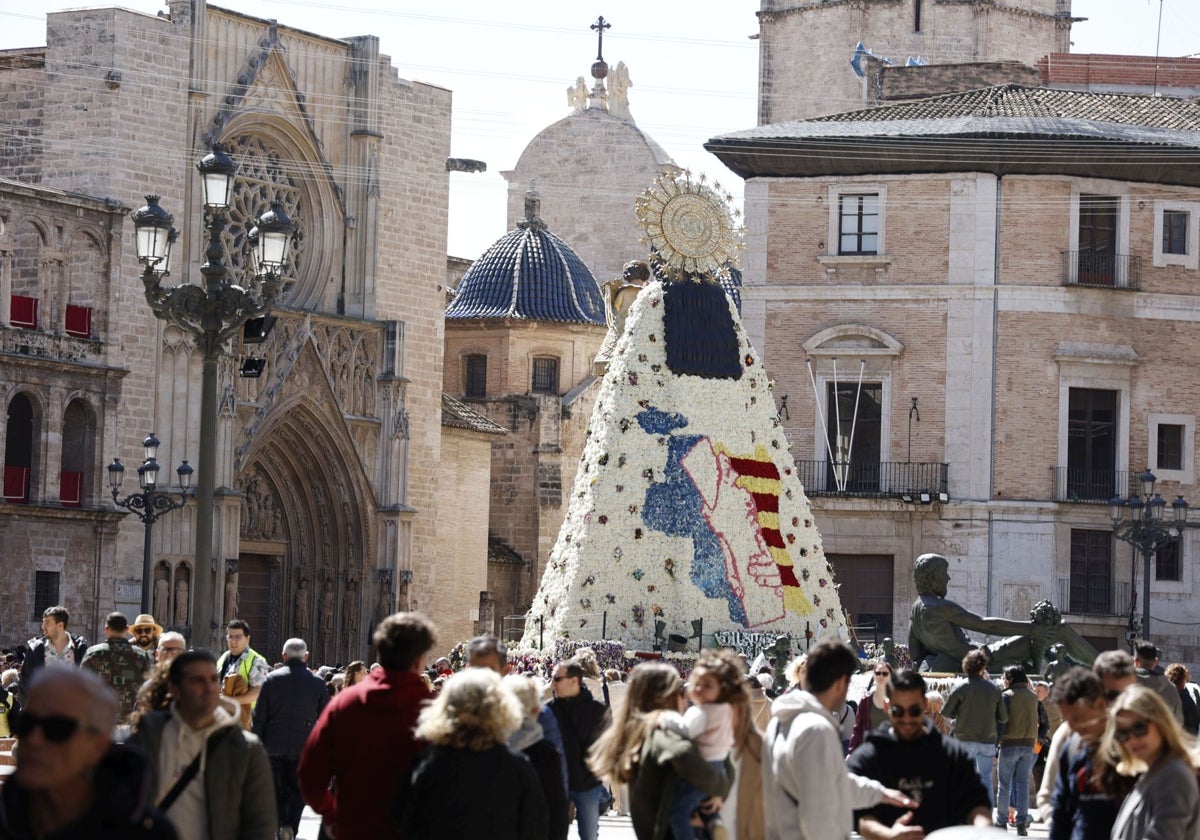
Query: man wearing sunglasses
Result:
<box><xmin>1044</xmin><ymin>667</ymin><xmax>1121</xmax><ymax>840</ymax></box>
<box><xmin>847</xmin><ymin>669</ymin><xmax>993</xmax><ymax>839</ymax></box>
<box><xmin>16</xmin><ymin>605</ymin><xmax>89</xmax><ymax>706</ymax></box>
<box><xmin>0</xmin><ymin>667</ymin><xmax>175</xmax><ymax>838</ymax></box>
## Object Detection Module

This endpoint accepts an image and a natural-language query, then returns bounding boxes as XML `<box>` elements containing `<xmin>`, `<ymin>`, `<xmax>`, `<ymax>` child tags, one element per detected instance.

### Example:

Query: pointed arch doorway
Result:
<box><xmin>237</xmin><ymin>396</ymin><xmax>376</xmax><ymax>667</ymax></box>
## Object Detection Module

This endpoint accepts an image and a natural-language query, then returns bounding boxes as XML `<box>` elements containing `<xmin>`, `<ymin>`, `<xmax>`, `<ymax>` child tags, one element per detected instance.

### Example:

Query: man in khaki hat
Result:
<box><xmin>129</xmin><ymin>614</ymin><xmax>163</xmax><ymax>655</ymax></box>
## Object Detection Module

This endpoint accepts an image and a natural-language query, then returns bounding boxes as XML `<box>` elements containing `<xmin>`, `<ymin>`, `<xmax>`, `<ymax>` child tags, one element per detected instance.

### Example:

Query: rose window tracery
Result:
<box><xmin>224</xmin><ymin>134</ymin><xmax>307</xmax><ymax>302</ymax></box>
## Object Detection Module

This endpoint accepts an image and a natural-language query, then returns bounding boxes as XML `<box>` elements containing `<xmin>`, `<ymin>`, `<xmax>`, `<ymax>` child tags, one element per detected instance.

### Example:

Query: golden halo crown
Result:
<box><xmin>635</xmin><ymin>169</ymin><xmax>743</xmax><ymax>282</ymax></box>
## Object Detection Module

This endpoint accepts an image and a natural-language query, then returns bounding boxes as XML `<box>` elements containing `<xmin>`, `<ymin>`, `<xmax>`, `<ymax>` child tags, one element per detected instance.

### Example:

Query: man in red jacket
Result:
<box><xmin>298</xmin><ymin>612</ymin><xmax>437</xmax><ymax>839</ymax></box>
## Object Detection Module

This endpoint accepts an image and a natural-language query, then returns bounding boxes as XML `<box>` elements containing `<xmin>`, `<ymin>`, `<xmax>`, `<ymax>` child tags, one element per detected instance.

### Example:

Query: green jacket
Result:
<box><xmin>999</xmin><ymin>687</ymin><xmax>1040</xmax><ymax>746</ymax></box>
<box><xmin>630</xmin><ymin>727</ymin><xmax>733</xmax><ymax>840</ymax></box>
<box><xmin>944</xmin><ymin>675</ymin><xmax>1006</xmax><ymax>744</ymax></box>
<box><xmin>128</xmin><ymin>705</ymin><xmax>276</xmax><ymax>840</ymax></box>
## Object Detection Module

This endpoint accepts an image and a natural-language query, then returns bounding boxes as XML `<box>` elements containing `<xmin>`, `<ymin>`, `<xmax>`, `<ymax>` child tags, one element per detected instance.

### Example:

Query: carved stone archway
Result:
<box><xmin>237</xmin><ymin>396</ymin><xmax>375</xmax><ymax>665</ymax></box>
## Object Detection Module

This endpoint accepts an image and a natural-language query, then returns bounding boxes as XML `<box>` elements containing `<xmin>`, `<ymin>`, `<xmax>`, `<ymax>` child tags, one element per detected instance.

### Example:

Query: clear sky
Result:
<box><xmin>1</xmin><ymin>0</ymin><xmax>1195</xmax><ymax>260</ymax></box>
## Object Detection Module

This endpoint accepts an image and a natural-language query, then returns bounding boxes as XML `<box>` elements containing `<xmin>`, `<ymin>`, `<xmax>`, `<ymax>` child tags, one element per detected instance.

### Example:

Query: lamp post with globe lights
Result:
<box><xmin>130</xmin><ymin>145</ymin><xmax>294</xmax><ymax>648</ymax></box>
<box><xmin>1110</xmin><ymin>469</ymin><xmax>1197</xmax><ymax>645</ymax></box>
<box><xmin>107</xmin><ymin>433</ymin><xmax>192</xmax><ymax>614</ymax></box>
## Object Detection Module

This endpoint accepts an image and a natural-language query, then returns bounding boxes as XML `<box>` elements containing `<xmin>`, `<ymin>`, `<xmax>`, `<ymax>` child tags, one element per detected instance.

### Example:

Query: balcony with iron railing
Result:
<box><xmin>1061</xmin><ymin>250</ymin><xmax>1141</xmax><ymax>290</ymax></box>
<box><xmin>796</xmin><ymin>460</ymin><xmax>948</xmax><ymax>500</ymax></box>
<box><xmin>1057</xmin><ymin>577</ymin><xmax>1132</xmax><ymax>619</ymax></box>
<box><xmin>1051</xmin><ymin>467</ymin><xmax>1137</xmax><ymax>503</ymax></box>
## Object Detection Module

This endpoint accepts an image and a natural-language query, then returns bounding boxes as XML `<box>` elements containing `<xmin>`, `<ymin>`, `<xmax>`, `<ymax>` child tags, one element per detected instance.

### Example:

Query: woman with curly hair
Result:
<box><xmin>1101</xmin><ymin>684</ymin><xmax>1199</xmax><ymax>840</ymax></box>
<box><xmin>129</xmin><ymin>658</ymin><xmax>173</xmax><ymax>731</ymax></box>
<box><xmin>588</xmin><ymin>662</ymin><xmax>731</xmax><ymax>840</ymax></box>
<box><xmin>402</xmin><ymin>667</ymin><xmax>548</xmax><ymax>840</ymax></box>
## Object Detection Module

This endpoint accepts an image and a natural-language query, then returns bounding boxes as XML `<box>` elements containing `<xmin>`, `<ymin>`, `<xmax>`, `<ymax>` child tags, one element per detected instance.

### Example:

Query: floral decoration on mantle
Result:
<box><xmin>520</xmin><ymin>277</ymin><xmax>845</xmax><ymax>651</ymax></box>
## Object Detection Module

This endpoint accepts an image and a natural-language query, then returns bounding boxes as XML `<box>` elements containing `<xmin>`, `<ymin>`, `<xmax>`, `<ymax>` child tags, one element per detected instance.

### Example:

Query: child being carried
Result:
<box><xmin>658</xmin><ymin>649</ymin><xmax>744</xmax><ymax>840</ymax></box>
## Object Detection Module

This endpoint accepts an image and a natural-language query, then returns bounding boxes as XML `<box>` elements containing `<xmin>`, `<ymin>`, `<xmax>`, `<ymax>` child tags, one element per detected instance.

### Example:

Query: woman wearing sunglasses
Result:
<box><xmin>849</xmin><ymin>662</ymin><xmax>891</xmax><ymax>752</ymax></box>
<box><xmin>1103</xmin><ymin>684</ymin><xmax>1200</xmax><ymax>840</ymax></box>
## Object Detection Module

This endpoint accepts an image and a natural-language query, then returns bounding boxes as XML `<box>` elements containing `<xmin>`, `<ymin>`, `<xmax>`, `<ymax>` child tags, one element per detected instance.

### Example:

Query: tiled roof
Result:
<box><xmin>444</xmin><ymin>196</ymin><xmax>605</xmax><ymax>326</ymax></box>
<box><xmin>705</xmin><ymin>85</ymin><xmax>1200</xmax><ymax>184</ymax></box>
<box><xmin>807</xmin><ymin>85</ymin><xmax>1200</xmax><ymax>129</ymax></box>
<box><xmin>488</xmin><ymin>535</ymin><xmax>526</xmax><ymax>565</ymax></box>
<box><xmin>441</xmin><ymin>394</ymin><xmax>507</xmax><ymax>436</ymax></box>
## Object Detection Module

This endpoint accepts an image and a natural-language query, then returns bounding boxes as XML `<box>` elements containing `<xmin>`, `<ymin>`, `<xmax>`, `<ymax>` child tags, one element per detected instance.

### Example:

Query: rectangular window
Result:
<box><xmin>1066</xmin><ymin>388</ymin><xmax>1118</xmax><ymax>501</ymax></box>
<box><xmin>1163</xmin><ymin>210</ymin><xmax>1189</xmax><ymax>256</ymax></box>
<box><xmin>531</xmin><ymin>357</ymin><xmax>559</xmax><ymax>395</ymax></box>
<box><xmin>1077</xmin><ymin>195</ymin><xmax>1119</xmax><ymax>286</ymax></box>
<box><xmin>825</xmin><ymin>381</ymin><xmax>882</xmax><ymax>492</ymax></box>
<box><xmin>1156</xmin><ymin>539</ymin><xmax>1182</xmax><ymax>583</ymax></box>
<box><xmin>1157</xmin><ymin>424</ymin><xmax>1185</xmax><ymax>471</ymax></box>
<box><xmin>838</xmin><ymin>194</ymin><xmax>879</xmax><ymax>255</ymax></box>
<box><xmin>33</xmin><ymin>571</ymin><xmax>60</xmax><ymax>621</ymax></box>
<box><xmin>1070</xmin><ymin>529</ymin><xmax>1112</xmax><ymax>615</ymax></box>
<box><xmin>464</xmin><ymin>354</ymin><xmax>487</xmax><ymax>399</ymax></box>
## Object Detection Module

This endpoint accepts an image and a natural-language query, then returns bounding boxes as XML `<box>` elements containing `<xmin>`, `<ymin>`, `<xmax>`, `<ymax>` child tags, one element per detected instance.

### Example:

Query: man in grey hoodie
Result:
<box><xmin>762</xmin><ymin>641</ymin><xmax>915</xmax><ymax>840</ymax></box>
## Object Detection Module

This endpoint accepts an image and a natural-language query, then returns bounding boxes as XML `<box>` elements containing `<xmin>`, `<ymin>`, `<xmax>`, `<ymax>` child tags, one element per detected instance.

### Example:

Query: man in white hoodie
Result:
<box><xmin>128</xmin><ymin>649</ymin><xmax>276</xmax><ymax>840</ymax></box>
<box><xmin>763</xmin><ymin>641</ymin><xmax>915</xmax><ymax>840</ymax></box>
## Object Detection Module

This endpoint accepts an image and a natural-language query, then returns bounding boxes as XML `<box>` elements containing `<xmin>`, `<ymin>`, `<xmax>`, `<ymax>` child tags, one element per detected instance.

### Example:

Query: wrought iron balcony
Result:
<box><xmin>1061</xmin><ymin>250</ymin><xmax>1141</xmax><ymax>290</ymax></box>
<box><xmin>1058</xmin><ymin>577</ymin><xmax>1132</xmax><ymax>618</ymax></box>
<box><xmin>796</xmin><ymin>460</ymin><xmax>948</xmax><ymax>500</ymax></box>
<box><xmin>1051</xmin><ymin>467</ymin><xmax>1135</xmax><ymax>503</ymax></box>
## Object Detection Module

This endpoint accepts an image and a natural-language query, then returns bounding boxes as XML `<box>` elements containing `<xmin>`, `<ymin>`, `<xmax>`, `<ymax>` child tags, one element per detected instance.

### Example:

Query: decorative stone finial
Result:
<box><xmin>518</xmin><ymin>188</ymin><xmax>546</xmax><ymax>231</ymax></box>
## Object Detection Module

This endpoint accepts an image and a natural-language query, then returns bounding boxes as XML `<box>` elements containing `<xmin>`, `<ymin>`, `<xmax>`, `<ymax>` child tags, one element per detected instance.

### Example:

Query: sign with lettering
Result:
<box><xmin>115</xmin><ymin>579</ymin><xmax>141</xmax><ymax>603</ymax></box>
<box><xmin>712</xmin><ymin>629</ymin><xmax>791</xmax><ymax>658</ymax></box>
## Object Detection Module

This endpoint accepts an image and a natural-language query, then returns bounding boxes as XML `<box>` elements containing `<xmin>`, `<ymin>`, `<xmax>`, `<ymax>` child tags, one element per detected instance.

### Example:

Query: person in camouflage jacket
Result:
<box><xmin>81</xmin><ymin>612</ymin><xmax>152</xmax><ymax>724</ymax></box>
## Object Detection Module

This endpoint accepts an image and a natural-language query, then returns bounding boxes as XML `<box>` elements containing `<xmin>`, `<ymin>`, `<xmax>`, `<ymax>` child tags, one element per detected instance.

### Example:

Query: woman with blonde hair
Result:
<box><xmin>1101</xmin><ymin>684</ymin><xmax>1199</xmax><ymax>840</ymax></box>
<box><xmin>504</xmin><ymin>674</ymin><xmax>570</xmax><ymax>840</ymax></box>
<box><xmin>403</xmin><ymin>668</ymin><xmax>548</xmax><ymax>839</ymax></box>
<box><xmin>588</xmin><ymin>662</ymin><xmax>731</xmax><ymax>840</ymax></box>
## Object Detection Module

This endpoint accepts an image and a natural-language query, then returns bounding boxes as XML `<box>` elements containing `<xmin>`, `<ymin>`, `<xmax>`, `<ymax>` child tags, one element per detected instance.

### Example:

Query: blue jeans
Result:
<box><xmin>996</xmin><ymin>744</ymin><xmax>1036</xmax><ymax>825</ymax></box>
<box><xmin>961</xmin><ymin>740</ymin><xmax>996</xmax><ymax>808</ymax></box>
<box><xmin>570</xmin><ymin>784</ymin><xmax>605</xmax><ymax>840</ymax></box>
<box><xmin>669</xmin><ymin>759</ymin><xmax>727</xmax><ymax>840</ymax></box>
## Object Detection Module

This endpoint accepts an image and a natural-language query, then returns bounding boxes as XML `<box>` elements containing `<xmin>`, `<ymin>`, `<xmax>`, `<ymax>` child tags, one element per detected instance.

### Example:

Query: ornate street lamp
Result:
<box><xmin>1110</xmin><ymin>469</ymin><xmax>1196</xmax><ymax>645</ymax></box>
<box><xmin>131</xmin><ymin>145</ymin><xmax>294</xmax><ymax>648</ymax></box>
<box><xmin>108</xmin><ymin>433</ymin><xmax>193</xmax><ymax>614</ymax></box>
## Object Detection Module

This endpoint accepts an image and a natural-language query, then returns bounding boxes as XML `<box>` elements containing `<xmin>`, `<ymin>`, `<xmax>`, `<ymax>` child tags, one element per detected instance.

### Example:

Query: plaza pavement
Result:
<box><xmin>297</xmin><ymin>807</ymin><xmax>1050</xmax><ymax>838</ymax></box>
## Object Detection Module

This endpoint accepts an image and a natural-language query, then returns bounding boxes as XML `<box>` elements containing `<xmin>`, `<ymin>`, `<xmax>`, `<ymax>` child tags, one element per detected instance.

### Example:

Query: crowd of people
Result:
<box><xmin>0</xmin><ymin>604</ymin><xmax>1198</xmax><ymax>840</ymax></box>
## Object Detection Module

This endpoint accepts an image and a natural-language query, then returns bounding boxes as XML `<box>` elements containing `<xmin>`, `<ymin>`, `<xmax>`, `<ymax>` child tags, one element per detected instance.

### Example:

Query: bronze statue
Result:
<box><xmin>908</xmin><ymin>553</ymin><xmax>1096</xmax><ymax>673</ymax></box>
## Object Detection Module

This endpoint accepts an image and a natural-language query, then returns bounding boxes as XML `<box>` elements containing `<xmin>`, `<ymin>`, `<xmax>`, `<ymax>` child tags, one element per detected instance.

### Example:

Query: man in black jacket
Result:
<box><xmin>548</xmin><ymin>656</ymin><xmax>610</xmax><ymax>840</ymax></box>
<box><xmin>848</xmin><ymin>669</ymin><xmax>993</xmax><ymax>839</ymax></box>
<box><xmin>252</xmin><ymin>637</ymin><xmax>328</xmax><ymax>839</ymax></box>
<box><xmin>17</xmin><ymin>605</ymin><xmax>89</xmax><ymax>705</ymax></box>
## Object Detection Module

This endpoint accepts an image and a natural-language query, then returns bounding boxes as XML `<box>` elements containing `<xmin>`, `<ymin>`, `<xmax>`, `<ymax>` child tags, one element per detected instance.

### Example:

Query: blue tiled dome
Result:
<box><xmin>445</xmin><ymin>194</ymin><xmax>605</xmax><ymax>326</ymax></box>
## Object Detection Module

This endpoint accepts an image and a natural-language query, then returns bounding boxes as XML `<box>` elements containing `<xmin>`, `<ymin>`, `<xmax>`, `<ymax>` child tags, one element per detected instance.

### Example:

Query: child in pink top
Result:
<box><xmin>658</xmin><ymin>650</ymin><xmax>743</xmax><ymax>839</ymax></box>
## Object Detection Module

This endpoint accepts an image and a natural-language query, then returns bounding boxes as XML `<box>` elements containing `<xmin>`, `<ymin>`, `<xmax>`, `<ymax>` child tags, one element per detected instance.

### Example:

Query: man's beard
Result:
<box><xmin>135</xmin><ymin>637</ymin><xmax>156</xmax><ymax>650</ymax></box>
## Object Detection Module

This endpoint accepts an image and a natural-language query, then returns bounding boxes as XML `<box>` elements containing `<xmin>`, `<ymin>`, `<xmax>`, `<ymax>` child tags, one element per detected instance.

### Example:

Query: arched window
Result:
<box><xmin>65</xmin><ymin>232</ymin><xmax>104</xmax><ymax>339</ymax></box>
<box><xmin>4</xmin><ymin>394</ymin><xmax>35</xmax><ymax>503</ymax></box>
<box><xmin>10</xmin><ymin>221</ymin><xmax>43</xmax><ymax>330</ymax></box>
<box><xmin>60</xmin><ymin>400</ymin><xmax>93</xmax><ymax>507</ymax></box>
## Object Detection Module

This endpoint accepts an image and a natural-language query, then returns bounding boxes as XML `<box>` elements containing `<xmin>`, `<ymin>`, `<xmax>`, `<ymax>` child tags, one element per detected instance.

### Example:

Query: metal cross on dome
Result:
<box><xmin>591</xmin><ymin>16</ymin><xmax>611</xmax><ymax>61</ymax></box>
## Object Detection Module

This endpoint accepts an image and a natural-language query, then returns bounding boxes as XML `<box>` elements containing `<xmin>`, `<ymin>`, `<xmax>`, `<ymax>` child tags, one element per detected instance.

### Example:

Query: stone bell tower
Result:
<box><xmin>756</xmin><ymin>0</ymin><xmax>1075</xmax><ymax>123</ymax></box>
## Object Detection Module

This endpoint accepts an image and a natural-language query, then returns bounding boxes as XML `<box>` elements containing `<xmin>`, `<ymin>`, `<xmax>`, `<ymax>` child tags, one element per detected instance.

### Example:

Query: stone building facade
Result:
<box><xmin>0</xmin><ymin>1</ymin><xmax>489</xmax><ymax>656</ymax></box>
<box><xmin>708</xmin><ymin>85</ymin><xmax>1200</xmax><ymax>661</ymax></box>
<box><xmin>755</xmin><ymin>0</ymin><xmax>1073</xmax><ymax>123</ymax></box>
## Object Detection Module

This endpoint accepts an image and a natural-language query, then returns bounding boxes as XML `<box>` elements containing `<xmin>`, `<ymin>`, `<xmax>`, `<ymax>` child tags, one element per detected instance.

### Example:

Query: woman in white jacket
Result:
<box><xmin>762</xmin><ymin>641</ymin><xmax>915</xmax><ymax>840</ymax></box>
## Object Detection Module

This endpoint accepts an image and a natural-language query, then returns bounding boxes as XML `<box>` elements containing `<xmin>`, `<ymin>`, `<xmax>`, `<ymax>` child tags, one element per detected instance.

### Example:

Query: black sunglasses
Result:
<box><xmin>11</xmin><ymin>710</ymin><xmax>93</xmax><ymax>742</ymax></box>
<box><xmin>1114</xmin><ymin>720</ymin><xmax>1151</xmax><ymax>743</ymax></box>
<box><xmin>889</xmin><ymin>703</ymin><xmax>924</xmax><ymax>718</ymax></box>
